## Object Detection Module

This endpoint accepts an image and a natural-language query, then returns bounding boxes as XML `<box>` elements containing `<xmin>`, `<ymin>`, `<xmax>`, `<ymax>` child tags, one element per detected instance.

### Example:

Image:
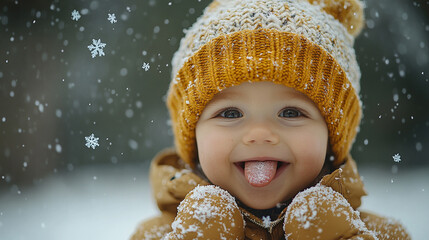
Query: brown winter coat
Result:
<box><xmin>131</xmin><ymin>148</ymin><xmax>410</xmax><ymax>240</ymax></box>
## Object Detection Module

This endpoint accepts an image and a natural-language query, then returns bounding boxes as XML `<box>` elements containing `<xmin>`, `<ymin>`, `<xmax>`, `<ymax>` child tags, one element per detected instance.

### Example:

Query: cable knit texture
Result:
<box><xmin>167</xmin><ymin>0</ymin><xmax>365</xmax><ymax>167</ymax></box>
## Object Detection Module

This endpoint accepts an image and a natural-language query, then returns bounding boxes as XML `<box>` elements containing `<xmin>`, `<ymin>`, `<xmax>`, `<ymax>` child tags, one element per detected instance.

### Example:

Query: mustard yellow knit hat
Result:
<box><xmin>167</xmin><ymin>0</ymin><xmax>365</xmax><ymax>168</ymax></box>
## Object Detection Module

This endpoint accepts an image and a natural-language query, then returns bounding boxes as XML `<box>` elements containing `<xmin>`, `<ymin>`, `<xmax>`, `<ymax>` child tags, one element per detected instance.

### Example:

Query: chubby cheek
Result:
<box><xmin>196</xmin><ymin>127</ymin><xmax>233</xmax><ymax>183</ymax></box>
<box><xmin>291</xmin><ymin>128</ymin><xmax>328</xmax><ymax>177</ymax></box>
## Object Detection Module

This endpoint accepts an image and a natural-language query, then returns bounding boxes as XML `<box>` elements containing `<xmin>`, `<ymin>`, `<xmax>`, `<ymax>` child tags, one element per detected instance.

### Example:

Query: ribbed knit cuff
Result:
<box><xmin>167</xmin><ymin>29</ymin><xmax>361</xmax><ymax>167</ymax></box>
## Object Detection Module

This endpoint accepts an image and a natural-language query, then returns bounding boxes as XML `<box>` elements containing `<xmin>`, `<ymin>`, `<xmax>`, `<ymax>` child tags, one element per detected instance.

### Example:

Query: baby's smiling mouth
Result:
<box><xmin>235</xmin><ymin>159</ymin><xmax>289</xmax><ymax>187</ymax></box>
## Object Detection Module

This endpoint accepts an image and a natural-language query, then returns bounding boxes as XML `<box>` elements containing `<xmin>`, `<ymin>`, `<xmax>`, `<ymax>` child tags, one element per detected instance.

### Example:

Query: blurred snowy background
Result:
<box><xmin>0</xmin><ymin>0</ymin><xmax>428</xmax><ymax>239</ymax></box>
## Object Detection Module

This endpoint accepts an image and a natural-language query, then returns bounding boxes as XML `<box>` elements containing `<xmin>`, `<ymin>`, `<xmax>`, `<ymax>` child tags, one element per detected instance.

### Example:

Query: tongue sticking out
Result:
<box><xmin>244</xmin><ymin>161</ymin><xmax>277</xmax><ymax>187</ymax></box>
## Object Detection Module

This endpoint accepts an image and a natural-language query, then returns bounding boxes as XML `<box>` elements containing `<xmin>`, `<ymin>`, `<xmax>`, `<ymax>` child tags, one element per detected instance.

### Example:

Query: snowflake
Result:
<box><xmin>107</xmin><ymin>13</ymin><xmax>117</xmax><ymax>24</ymax></box>
<box><xmin>71</xmin><ymin>10</ymin><xmax>81</xmax><ymax>21</ymax></box>
<box><xmin>392</xmin><ymin>153</ymin><xmax>401</xmax><ymax>163</ymax></box>
<box><xmin>85</xmin><ymin>133</ymin><xmax>99</xmax><ymax>149</ymax></box>
<box><xmin>262</xmin><ymin>216</ymin><xmax>271</xmax><ymax>228</ymax></box>
<box><xmin>87</xmin><ymin>39</ymin><xmax>106</xmax><ymax>58</ymax></box>
<box><xmin>142</xmin><ymin>62</ymin><xmax>150</xmax><ymax>71</ymax></box>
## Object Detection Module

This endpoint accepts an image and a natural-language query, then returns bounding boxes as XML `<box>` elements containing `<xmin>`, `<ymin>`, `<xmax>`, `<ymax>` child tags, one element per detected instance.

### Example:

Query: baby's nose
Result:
<box><xmin>242</xmin><ymin>124</ymin><xmax>280</xmax><ymax>145</ymax></box>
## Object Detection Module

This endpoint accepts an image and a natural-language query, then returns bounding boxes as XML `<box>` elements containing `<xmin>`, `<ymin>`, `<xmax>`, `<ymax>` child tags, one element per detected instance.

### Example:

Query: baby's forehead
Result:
<box><xmin>210</xmin><ymin>82</ymin><xmax>313</xmax><ymax>103</ymax></box>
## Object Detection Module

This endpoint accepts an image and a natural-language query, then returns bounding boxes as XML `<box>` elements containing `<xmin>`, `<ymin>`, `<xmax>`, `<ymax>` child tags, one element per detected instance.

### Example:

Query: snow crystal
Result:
<box><xmin>55</xmin><ymin>109</ymin><xmax>62</xmax><ymax>118</ymax></box>
<box><xmin>126</xmin><ymin>28</ymin><xmax>134</xmax><ymax>35</ymax></box>
<box><xmin>120</xmin><ymin>68</ymin><xmax>128</xmax><ymax>76</ymax></box>
<box><xmin>85</xmin><ymin>133</ymin><xmax>99</xmax><ymax>149</ymax></box>
<box><xmin>128</xmin><ymin>139</ymin><xmax>138</xmax><ymax>150</ymax></box>
<box><xmin>366</xmin><ymin>19</ymin><xmax>375</xmax><ymax>29</ymax></box>
<box><xmin>135</xmin><ymin>101</ymin><xmax>143</xmax><ymax>109</ymax></box>
<box><xmin>384</xmin><ymin>58</ymin><xmax>390</xmax><ymax>65</ymax></box>
<box><xmin>262</xmin><ymin>216</ymin><xmax>271</xmax><ymax>228</ymax></box>
<box><xmin>87</xmin><ymin>39</ymin><xmax>106</xmax><ymax>58</ymax></box>
<box><xmin>80</xmin><ymin>8</ymin><xmax>89</xmax><ymax>15</ymax></box>
<box><xmin>399</xmin><ymin>67</ymin><xmax>406</xmax><ymax>78</ymax></box>
<box><xmin>416</xmin><ymin>142</ymin><xmax>422</xmax><ymax>152</ymax></box>
<box><xmin>107</xmin><ymin>13</ymin><xmax>117</xmax><ymax>24</ymax></box>
<box><xmin>71</xmin><ymin>10</ymin><xmax>81</xmax><ymax>21</ymax></box>
<box><xmin>55</xmin><ymin>144</ymin><xmax>62</xmax><ymax>153</ymax></box>
<box><xmin>34</xmin><ymin>100</ymin><xmax>45</xmax><ymax>113</ymax></box>
<box><xmin>142</xmin><ymin>62</ymin><xmax>150</xmax><ymax>71</ymax></box>
<box><xmin>392</xmin><ymin>153</ymin><xmax>401</xmax><ymax>163</ymax></box>
<box><xmin>125</xmin><ymin>109</ymin><xmax>134</xmax><ymax>118</ymax></box>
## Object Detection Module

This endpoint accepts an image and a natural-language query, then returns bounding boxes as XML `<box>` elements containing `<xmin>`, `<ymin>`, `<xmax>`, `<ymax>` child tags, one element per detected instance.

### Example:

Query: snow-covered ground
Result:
<box><xmin>0</xmin><ymin>164</ymin><xmax>427</xmax><ymax>240</ymax></box>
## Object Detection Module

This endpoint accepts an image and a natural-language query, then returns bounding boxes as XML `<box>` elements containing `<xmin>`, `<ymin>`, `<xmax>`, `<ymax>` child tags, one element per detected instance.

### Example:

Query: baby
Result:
<box><xmin>131</xmin><ymin>0</ymin><xmax>410</xmax><ymax>239</ymax></box>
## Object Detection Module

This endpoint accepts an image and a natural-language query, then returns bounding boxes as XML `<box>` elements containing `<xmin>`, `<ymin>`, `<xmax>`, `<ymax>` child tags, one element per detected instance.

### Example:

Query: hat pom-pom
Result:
<box><xmin>308</xmin><ymin>0</ymin><xmax>365</xmax><ymax>37</ymax></box>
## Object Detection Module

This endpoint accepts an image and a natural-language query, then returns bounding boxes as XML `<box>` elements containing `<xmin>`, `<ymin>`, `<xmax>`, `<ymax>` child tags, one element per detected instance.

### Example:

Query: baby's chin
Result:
<box><xmin>240</xmin><ymin>198</ymin><xmax>284</xmax><ymax>210</ymax></box>
<box><xmin>235</xmin><ymin>192</ymin><xmax>290</xmax><ymax>210</ymax></box>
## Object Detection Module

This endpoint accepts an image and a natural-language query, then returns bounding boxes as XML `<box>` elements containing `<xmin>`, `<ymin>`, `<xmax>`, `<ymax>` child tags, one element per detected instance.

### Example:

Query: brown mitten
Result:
<box><xmin>284</xmin><ymin>184</ymin><xmax>377</xmax><ymax>240</ymax></box>
<box><xmin>164</xmin><ymin>185</ymin><xmax>245</xmax><ymax>240</ymax></box>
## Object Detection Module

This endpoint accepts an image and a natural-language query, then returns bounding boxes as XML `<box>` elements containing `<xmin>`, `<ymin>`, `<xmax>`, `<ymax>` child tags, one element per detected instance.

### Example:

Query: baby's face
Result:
<box><xmin>195</xmin><ymin>82</ymin><xmax>328</xmax><ymax>210</ymax></box>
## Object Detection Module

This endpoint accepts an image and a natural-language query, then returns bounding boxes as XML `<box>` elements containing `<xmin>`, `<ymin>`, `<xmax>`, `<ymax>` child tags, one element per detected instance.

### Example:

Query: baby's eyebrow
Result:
<box><xmin>205</xmin><ymin>92</ymin><xmax>243</xmax><ymax>107</ymax></box>
<box><xmin>277</xmin><ymin>90</ymin><xmax>318</xmax><ymax>106</ymax></box>
<box><xmin>204</xmin><ymin>97</ymin><xmax>234</xmax><ymax>109</ymax></box>
<box><xmin>212</xmin><ymin>90</ymin><xmax>243</xmax><ymax>100</ymax></box>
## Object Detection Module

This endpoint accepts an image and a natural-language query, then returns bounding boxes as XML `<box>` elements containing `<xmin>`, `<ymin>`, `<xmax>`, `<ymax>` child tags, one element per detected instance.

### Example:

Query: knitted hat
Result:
<box><xmin>167</xmin><ymin>0</ymin><xmax>364</xmax><ymax>168</ymax></box>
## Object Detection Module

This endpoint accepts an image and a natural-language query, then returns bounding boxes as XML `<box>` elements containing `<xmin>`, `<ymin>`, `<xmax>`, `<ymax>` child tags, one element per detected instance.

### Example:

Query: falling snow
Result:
<box><xmin>392</xmin><ymin>153</ymin><xmax>401</xmax><ymax>163</ymax></box>
<box><xmin>87</xmin><ymin>39</ymin><xmax>106</xmax><ymax>58</ymax></box>
<box><xmin>71</xmin><ymin>10</ymin><xmax>81</xmax><ymax>21</ymax></box>
<box><xmin>142</xmin><ymin>62</ymin><xmax>150</xmax><ymax>71</ymax></box>
<box><xmin>416</xmin><ymin>142</ymin><xmax>423</xmax><ymax>152</ymax></box>
<box><xmin>85</xmin><ymin>133</ymin><xmax>100</xmax><ymax>149</ymax></box>
<box><xmin>107</xmin><ymin>13</ymin><xmax>117</xmax><ymax>24</ymax></box>
<box><xmin>262</xmin><ymin>216</ymin><xmax>271</xmax><ymax>228</ymax></box>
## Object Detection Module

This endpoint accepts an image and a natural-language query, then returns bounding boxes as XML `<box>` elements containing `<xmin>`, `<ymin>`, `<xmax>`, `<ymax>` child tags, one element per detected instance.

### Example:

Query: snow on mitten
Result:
<box><xmin>167</xmin><ymin>170</ymin><xmax>209</xmax><ymax>200</ymax></box>
<box><xmin>284</xmin><ymin>184</ymin><xmax>377</xmax><ymax>240</ymax></box>
<box><xmin>164</xmin><ymin>185</ymin><xmax>245</xmax><ymax>240</ymax></box>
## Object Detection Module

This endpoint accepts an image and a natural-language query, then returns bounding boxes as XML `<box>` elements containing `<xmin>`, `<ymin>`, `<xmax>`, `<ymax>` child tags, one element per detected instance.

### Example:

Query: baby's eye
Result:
<box><xmin>217</xmin><ymin>108</ymin><xmax>243</xmax><ymax>118</ymax></box>
<box><xmin>279</xmin><ymin>108</ymin><xmax>302</xmax><ymax>118</ymax></box>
